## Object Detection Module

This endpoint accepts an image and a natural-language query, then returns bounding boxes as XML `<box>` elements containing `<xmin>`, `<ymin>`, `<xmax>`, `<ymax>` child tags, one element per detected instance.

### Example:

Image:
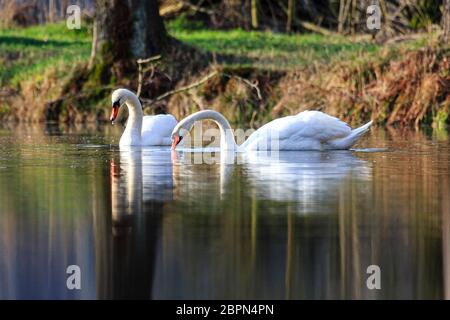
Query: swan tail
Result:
<box><xmin>328</xmin><ymin>120</ymin><xmax>373</xmax><ymax>149</ymax></box>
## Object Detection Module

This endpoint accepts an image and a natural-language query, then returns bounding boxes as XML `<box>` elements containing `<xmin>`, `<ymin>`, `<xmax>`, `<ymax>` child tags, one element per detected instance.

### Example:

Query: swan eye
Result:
<box><xmin>171</xmin><ymin>134</ymin><xmax>183</xmax><ymax>150</ymax></box>
<box><xmin>171</xmin><ymin>134</ymin><xmax>183</xmax><ymax>142</ymax></box>
<box><xmin>112</xmin><ymin>99</ymin><xmax>121</xmax><ymax>108</ymax></box>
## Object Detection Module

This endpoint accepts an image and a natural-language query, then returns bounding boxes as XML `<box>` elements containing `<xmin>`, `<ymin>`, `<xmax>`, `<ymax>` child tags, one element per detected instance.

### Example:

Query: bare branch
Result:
<box><xmin>142</xmin><ymin>70</ymin><xmax>219</xmax><ymax>108</ymax></box>
<box><xmin>181</xmin><ymin>0</ymin><xmax>214</xmax><ymax>15</ymax></box>
<box><xmin>299</xmin><ymin>21</ymin><xmax>335</xmax><ymax>36</ymax></box>
<box><xmin>136</xmin><ymin>55</ymin><xmax>162</xmax><ymax>97</ymax></box>
<box><xmin>223</xmin><ymin>73</ymin><xmax>262</xmax><ymax>100</ymax></box>
<box><xmin>137</xmin><ymin>55</ymin><xmax>162</xmax><ymax>65</ymax></box>
<box><xmin>138</xmin><ymin>63</ymin><xmax>262</xmax><ymax>110</ymax></box>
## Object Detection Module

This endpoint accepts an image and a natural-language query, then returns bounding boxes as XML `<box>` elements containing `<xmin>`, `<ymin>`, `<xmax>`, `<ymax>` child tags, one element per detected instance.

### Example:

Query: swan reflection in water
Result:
<box><xmin>170</xmin><ymin>149</ymin><xmax>371</xmax><ymax>214</ymax></box>
<box><xmin>101</xmin><ymin>147</ymin><xmax>173</xmax><ymax>299</ymax></box>
<box><xmin>2</xmin><ymin>124</ymin><xmax>447</xmax><ymax>299</ymax></box>
<box><xmin>240</xmin><ymin>150</ymin><xmax>371</xmax><ymax>214</ymax></box>
<box><xmin>109</xmin><ymin>147</ymin><xmax>371</xmax><ymax>227</ymax></box>
<box><xmin>106</xmin><ymin>147</ymin><xmax>378</xmax><ymax>299</ymax></box>
<box><xmin>110</xmin><ymin>147</ymin><xmax>372</xmax><ymax>222</ymax></box>
<box><xmin>111</xmin><ymin>147</ymin><xmax>173</xmax><ymax>233</ymax></box>
<box><xmin>155</xmin><ymin>149</ymin><xmax>376</xmax><ymax>299</ymax></box>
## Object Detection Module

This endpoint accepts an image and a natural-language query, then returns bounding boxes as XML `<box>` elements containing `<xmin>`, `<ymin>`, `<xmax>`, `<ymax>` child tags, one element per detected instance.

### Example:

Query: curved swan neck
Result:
<box><xmin>121</xmin><ymin>94</ymin><xmax>143</xmax><ymax>145</ymax></box>
<box><xmin>125</xmin><ymin>94</ymin><xmax>143</xmax><ymax>125</ymax></box>
<box><xmin>181</xmin><ymin>110</ymin><xmax>236</xmax><ymax>150</ymax></box>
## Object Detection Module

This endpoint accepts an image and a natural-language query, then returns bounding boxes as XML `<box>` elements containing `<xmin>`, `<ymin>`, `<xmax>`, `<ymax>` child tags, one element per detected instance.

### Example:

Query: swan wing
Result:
<box><xmin>289</xmin><ymin>110</ymin><xmax>351</xmax><ymax>141</ymax></box>
<box><xmin>242</xmin><ymin>111</ymin><xmax>351</xmax><ymax>150</ymax></box>
<box><xmin>141</xmin><ymin>114</ymin><xmax>177</xmax><ymax>146</ymax></box>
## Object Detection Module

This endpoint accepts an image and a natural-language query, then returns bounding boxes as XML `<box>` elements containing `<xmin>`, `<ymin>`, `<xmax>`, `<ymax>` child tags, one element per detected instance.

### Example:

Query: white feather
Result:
<box><xmin>141</xmin><ymin>114</ymin><xmax>178</xmax><ymax>146</ymax></box>
<box><xmin>242</xmin><ymin>110</ymin><xmax>369</xmax><ymax>151</ymax></box>
<box><xmin>111</xmin><ymin>88</ymin><xmax>177</xmax><ymax>146</ymax></box>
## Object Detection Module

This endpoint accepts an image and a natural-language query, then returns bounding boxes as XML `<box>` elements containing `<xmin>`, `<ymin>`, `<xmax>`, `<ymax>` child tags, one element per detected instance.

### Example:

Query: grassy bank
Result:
<box><xmin>0</xmin><ymin>23</ymin><xmax>90</xmax><ymax>86</ymax></box>
<box><xmin>171</xmin><ymin>28</ymin><xmax>382</xmax><ymax>70</ymax></box>
<box><xmin>0</xmin><ymin>22</ymin><xmax>448</xmax><ymax>128</ymax></box>
<box><xmin>0</xmin><ymin>22</ymin><xmax>383</xmax><ymax>85</ymax></box>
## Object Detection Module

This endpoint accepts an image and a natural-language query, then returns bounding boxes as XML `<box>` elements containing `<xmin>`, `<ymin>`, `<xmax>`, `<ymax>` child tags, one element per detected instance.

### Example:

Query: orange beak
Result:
<box><xmin>110</xmin><ymin>106</ymin><xmax>119</xmax><ymax>123</ymax></box>
<box><xmin>171</xmin><ymin>136</ymin><xmax>181</xmax><ymax>150</ymax></box>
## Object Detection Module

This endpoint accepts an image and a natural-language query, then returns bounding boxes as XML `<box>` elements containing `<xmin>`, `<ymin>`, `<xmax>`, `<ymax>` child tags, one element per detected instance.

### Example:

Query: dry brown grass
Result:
<box><xmin>272</xmin><ymin>46</ymin><xmax>450</xmax><ymax>128</ymax></box>
<box><xmin>2</xmin><ymin>67</ymin><xmax>102</xmax><ymax>123</ymax></box>
<box><xmin>164</xmin><ymin>45</ymin><xmax>450</xmax><ymax>129</ymax></box>
<box><xmin>167</xmin><ymin>67</ymin><xmax>285</xmax><ymax>128</ymax></box>
<box><xmin>1</xmin><ymin>26</ymin><xmax>448</xmax><ymax>129</ymax></box>
<box><xmin>4</xmin><ymin>70</ymin><xmax>62</xmax><ymax>122</ymax></box>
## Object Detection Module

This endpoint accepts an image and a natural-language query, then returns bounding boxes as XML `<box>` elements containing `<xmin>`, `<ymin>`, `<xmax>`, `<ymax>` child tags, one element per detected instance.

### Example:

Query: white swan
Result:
<box><xmin>171</xmin><ymin>110</ymin><xmax>373</xmax><ymax>151</ymax></box>
<box><xmin>110</xmin><ymin>88</ymin><xmax>177</xmax><ymax>146</ymax></box>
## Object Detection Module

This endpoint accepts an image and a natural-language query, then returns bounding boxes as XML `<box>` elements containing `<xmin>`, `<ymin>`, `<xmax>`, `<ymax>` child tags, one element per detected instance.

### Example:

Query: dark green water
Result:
<box><xmin>0</xmin><ymin>123</ymin><xmax>449</xmax><ymax>299</ymax></box>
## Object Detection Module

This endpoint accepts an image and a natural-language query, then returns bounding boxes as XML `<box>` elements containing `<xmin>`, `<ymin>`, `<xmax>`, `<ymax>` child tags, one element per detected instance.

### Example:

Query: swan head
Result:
<box><xmin>171</xmin><ymin>121</ymin><xmax>193</xmax><ymax>150</ymax></box>
<box><xmin>110</xmin><ymin>88</ymin><xmax>139</xmax><ymax>123</ymax></box>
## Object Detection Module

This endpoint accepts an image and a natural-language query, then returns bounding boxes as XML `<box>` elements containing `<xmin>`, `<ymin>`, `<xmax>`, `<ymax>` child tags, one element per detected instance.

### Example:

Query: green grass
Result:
<box><xmin>169</xmin><ymin>27</ymin><xmax>383</xmax><ymax>70</ymax></box>
<box><xmin>167</xmin><ymin>14</ymin><xmax>400</xmax><ymax>69</ymax></box>
<box><xmin>166</xmin><ymin>16</ymin><xmax>430</xmax><ymax>70</ymax></box>
<box><xmin>0</xmin><ymin>23</ymin><xmax>91</xmax><ymax>86</ymax></box>
<box><xmin>0</xmin><ymin>21</ymin><xmax>430</xmax><ymax>87</ymax></box>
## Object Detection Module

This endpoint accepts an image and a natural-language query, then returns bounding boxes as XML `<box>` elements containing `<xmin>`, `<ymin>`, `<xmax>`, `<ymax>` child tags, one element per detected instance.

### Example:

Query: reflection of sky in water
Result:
<box><xmin>0</xmin><ymin>125</ymin><xmax>449</xmax><ymax>299</ymax></box>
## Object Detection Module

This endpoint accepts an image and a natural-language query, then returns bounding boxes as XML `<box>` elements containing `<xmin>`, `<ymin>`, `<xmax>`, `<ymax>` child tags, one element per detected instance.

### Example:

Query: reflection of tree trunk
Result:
<box><xmin>111</xmin><ymin>201</ymin><xmax>162</xmax><ymax>299</ymax></box>
<box><xmin>284</xmin><ymin>205</ymin><xmax>293</xmax><ymax>299</ymax></box>
<box><xmin>250</xmin><ymin>190</ymin><xmax>257</xmax><ymax>272</ymax></box>
<box><xmin>93</xmin><ymin>162</ymin><xmax>113</xmax><ymax>299</ymax></box>
<box><xmin>338</xmin><ymin>187</ymin><xmax>347</xmax><ymax>297</ymax></box>
<box><xmin>350</xmin><ymin>183</ymin><xmax>361</xmax><ymax>298</ymax></box>
<box><xmin>442</xmin><ymin>159</ymin><xmax>450</xmax><ymax>299</ymax></box>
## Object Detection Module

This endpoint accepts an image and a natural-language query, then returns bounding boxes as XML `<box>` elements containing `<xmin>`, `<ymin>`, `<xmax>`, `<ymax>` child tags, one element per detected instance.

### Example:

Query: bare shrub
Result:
<box><xmin>0</xmin><ymin>1</ymin><xmax>39</xmax><ymax>27</ymax></box>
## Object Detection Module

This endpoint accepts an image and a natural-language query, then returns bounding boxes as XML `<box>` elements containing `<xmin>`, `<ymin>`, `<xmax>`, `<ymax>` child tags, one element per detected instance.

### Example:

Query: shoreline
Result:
<box><xmin>0</xmin><ymin>23</ymin><xmax>449</xmax><ymax>130</ymax></box>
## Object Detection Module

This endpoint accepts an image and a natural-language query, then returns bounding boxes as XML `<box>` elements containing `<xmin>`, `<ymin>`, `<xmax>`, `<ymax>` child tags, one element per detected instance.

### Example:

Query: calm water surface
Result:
<box><xmin>0</xmin><ymin>123</ymin><xmax>449</xmax><ymax>299</ymax></box>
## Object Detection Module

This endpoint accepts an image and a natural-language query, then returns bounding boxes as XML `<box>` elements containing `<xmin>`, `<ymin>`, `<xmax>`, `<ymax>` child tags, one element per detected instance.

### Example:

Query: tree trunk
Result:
<box><xmin>48</xmin><ymin>0</ymin><xmax>56</xmax><ymax>23</ymax></box>
<box><xmin>286</xmin><ymin>0</ymin><xmax>296</xmax><ymax>33</ymax></box>
<box><xmin>443</xmin><ymin>0</ymin><xmax>450</xmax><ymax>43</ymax></box>
<box><xmin>88</xmin><ymin>20</ymin><xmax>98</xmax><ymax>70</ymax></box>
<box><xmin>338</xmin><ymin>0</ymin><xmax>346</xmax><ymax>33</ymax></box>
<box><xmin>60</xmin><ymin>0</ymin><xmax>69</xmax><ymax>19</ymax></box>
<box><xmin>350</xmin><ymin>0</ymin><xmax>356</xmax><ymax>35</ymax></box>
<box><xmin>93</xmin><ymin>0</ymin><xmax>167</xmax><ymax>70</ymax></box>
<box><xmin>251</xmin><ymin>0</ymin><xmax>258</xmax><ymax>29</ymax></box>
